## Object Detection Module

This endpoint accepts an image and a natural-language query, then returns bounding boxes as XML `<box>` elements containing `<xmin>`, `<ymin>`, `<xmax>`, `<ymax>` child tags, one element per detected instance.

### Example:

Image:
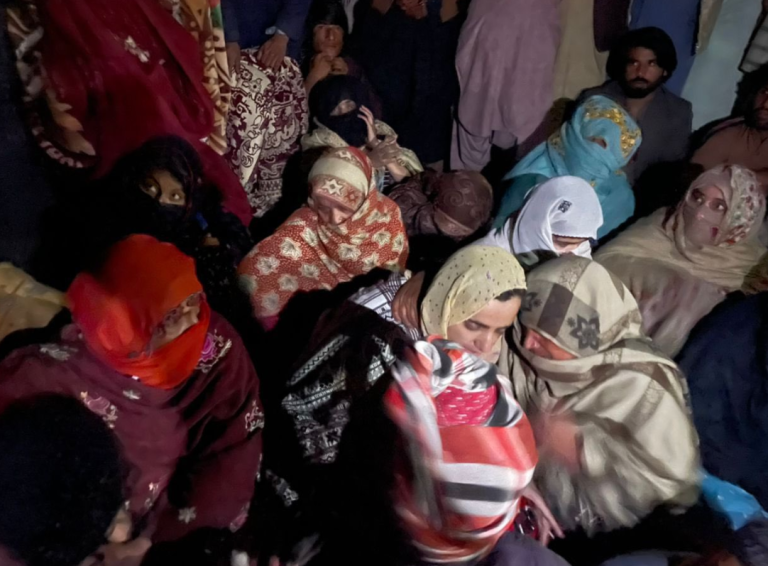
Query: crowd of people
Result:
<box><xmin>1</xmin><ymin>1</ymin><xmax>768</xmax><ymax>566</ymax></box>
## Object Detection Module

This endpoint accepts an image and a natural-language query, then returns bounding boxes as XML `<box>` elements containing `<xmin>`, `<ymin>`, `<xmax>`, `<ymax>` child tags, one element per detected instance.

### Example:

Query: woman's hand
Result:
<box><xmin>78</xmin><ymin>510</ymin><xmax>151</xmax><ymax>566</ymax></box>
<box><xmin>366</xmin><ymin>136</ymin><xmax>400</xmax><ymax>168</ymax></box>
<box><xmin>393</xmin><ymin>272</ymin><xmax>424</xmax><ymax>329</ymax></box>
<box><xmin>520</xmin><ymin>484</ymin><xmax>565</xmax><ymax>546</ymax></box>
<box><xmin>358</xmin><ymin>105</ymin><xmax>378</xmax><ymax>144</ymax></box>
<box><xmin>330</xmin><ymin>57</ymin><xmax>349</xmax><ymax>76</ymax></box>
<box><xmin>257</xmin><ymin>33</ymin><xmax>289</xmax><ymax>71</ymax></box>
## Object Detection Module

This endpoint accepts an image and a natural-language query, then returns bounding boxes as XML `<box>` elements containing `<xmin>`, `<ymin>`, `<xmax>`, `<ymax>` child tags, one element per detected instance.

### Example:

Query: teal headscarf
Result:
<box><xmin>494</xmin><ymin>95</ymin><xmax>642</xmax><ymax>238</ymax></box>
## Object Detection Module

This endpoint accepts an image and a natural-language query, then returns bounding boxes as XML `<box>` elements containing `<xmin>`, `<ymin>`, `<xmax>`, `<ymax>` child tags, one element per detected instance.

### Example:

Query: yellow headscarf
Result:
<box><xmin>421</xmin><ymin>246</ymin><xmax>526</xmax><ymax>337</ymax></box>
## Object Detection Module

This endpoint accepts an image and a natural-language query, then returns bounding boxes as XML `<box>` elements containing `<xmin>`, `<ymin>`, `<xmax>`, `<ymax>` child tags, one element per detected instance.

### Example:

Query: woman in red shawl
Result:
<box><xmin>0</xmin><ymin>235</ymin><xmax>263</xmax><ymax>553</ymax></box>
<box><xmin>5</xmin><ymin>0</ymin><xmax>251</xmax><ymax>224</ymax></box>
<box><xmin>238</xmin><ymin>146</ymin><xmax>408</xmax><ymax>329</ymax></box>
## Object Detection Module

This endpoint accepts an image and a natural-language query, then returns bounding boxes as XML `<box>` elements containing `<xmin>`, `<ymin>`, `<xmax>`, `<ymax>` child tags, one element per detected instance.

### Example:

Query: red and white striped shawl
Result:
<box><xmin>385</xmin><ymin>337</ymin><xmax>538</xmax><ymax>563</ymax></box>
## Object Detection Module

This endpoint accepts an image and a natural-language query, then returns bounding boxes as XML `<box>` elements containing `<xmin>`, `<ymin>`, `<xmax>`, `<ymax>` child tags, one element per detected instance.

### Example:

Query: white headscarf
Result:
<box><xmin>512</xmin><ymin>176</ymin><xmax>603</xmax><ymax>258</ymax></box>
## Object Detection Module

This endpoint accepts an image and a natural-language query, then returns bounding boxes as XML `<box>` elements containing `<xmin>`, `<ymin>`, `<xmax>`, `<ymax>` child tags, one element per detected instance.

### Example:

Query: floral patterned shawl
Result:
<box><xmin>238</xmin><ymin>147</ymin><xmax>408</xmax><ymax>328</ymax></box>
<box><xmin>159</xmin><ymin>0</ymin><xmax>233</xmax><ymax>155</ymax></box>
<box><xmin>499</xmin><ymin>255</ymin><xmax>699</xmax><ymax>534</ymax></box>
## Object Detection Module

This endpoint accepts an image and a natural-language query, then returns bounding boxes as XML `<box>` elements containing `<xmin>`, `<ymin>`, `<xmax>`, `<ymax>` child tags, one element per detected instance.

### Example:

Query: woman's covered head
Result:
<box><xmin>305</xmin><ymin>0</ymin><xmax>348</xmax><ymax>59</ymax></box>
<box><xmin>421</xmin><ymin>246</ymin><xmax>526</xmax><ymax>362</ymax></box>
<box><xmin>0</xmin><ymin>394</ymin><xmax>124</xmax><ymax>566</ymax></box>
<box><xmin>430</xmin><ymin>171</ymin><xmax>494</xmax><ymax>239</ymax></box>
<box><xmin>309</xmin><ymin>75</ymin><xmax>373</xmax><ymax>148</ymax></box>
<box><xmin>677</xmin><ymin>164</ymin><xmax>764</xmax><ymax>248</ymax></box>
<box><xmin>556</xmin><ymin>96</ymin><xmax>642</xmax><ymax>183</ymax></box>
<box><xmin>519</xmin><ymin>255</ymin><xmax>643</xmax><ymax>361</ymax></box>
<box><xmin>106</xmin><ymin>136</ymin><xmax>214</xmax><ymax>243</ymax></box>
<box><xmin>68</xmin><ymin>235</ymin><xmax>211</xmax><ymax>389</ymax></box>
<box><xmin>513</xmin><ymin>176</ymin><xmax>603</xmax><ymax>257</ymax></box>
<box><xmin>308</xmin><ymin>146</ymin><xmax>374</xmax><ymax>225</ymax></box>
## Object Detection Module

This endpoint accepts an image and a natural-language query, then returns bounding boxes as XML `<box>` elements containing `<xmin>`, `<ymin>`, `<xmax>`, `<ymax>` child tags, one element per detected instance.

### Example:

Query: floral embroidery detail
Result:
<box><xmin>178</xmin><ymin>507</ymin><xmax>197</xmax><ymax>524</ymax></box>
<box><xmin>392</xmin><ymin>233</ymin><xmax>405</xmax><ymax>253</ymax></box>
<box><xmin>39</xmin><ymin>343</ymin><xmax>77</xmax><ymax>361</ymax></box>
<box><xmin>300</xmin><ymin>263</ymin><xmax>320</xmax><ymax>279</ymax></box>
<box><xmin>522</xmin><ymin>292</ymin><xmax>542</xmax><ymax>312</ymax></box>
<box><xmin>349</xmin><ymin>232</ymin><xmax>368</xmax><ymax>246</ymax></box>
<box><xmin>321</xmin><ymin>178</ymin><xmax>344</xmax><ymax>195</ymax></box>
<box><xmin>582</xmin><ymin>99</ymin><xmax>641</xmax><ymax>158</ymax></box>
<box><xmin>338</xmin><ymin>243</ymin><xmax>361</xmax><ymax>261</ymax></box>
<box><xmin>278</xmin><ymin>274</ymin><xmax>299</xmax><ymax>292</ymax></box>
<box><xmin>302</xmin><ymin>227</ymin><xmax>319</xmax><ymax>246</ymax></box>
<box><xmin>567</xmin><ymin>315</ymin><xmax>600</xmax><ymax>351</ymax></box>
<box><xmin>197</xmin><ymin>332</ymin><xmax>233</xmax><ymax>373</ymax></box>
<box><xmin>279</xmin><ymin>238</ymin><xmax>302</xmax><ymax>260</ymax></box>
<box><xmin>144</xmin><ymin>482</ymin><xmax>162</xmax><ymax>510</ymax></box>
<box><xmin>245</xmin><ymin>400</ymin><xmax>265</xmax><ymax>434</ymax></box>
<box><xmin>372</xmin><ymin>230</ymin><xmax>391</xmax><ymax>247</ymax></box>
<box><xmin>80</xmin><ymin>392</ymin><xmax>118</xmax><ymax>429</ymax></box>
<box><xmin>261</xmin><ymin>292</ymin><xmax>281</xmax><ymax>315</ymax></box>
<box><xmin>238</xmin><ymin>275</ymin><xmax>258</xmax><ymax>295</ymax></box>
<box><xmin>362</xmin><ymin>252</ymin><xmax>380</xmax><ymax>271</ymax></box>
<box><xmin>123</xmin><ymin>389</ymin><xmax>141</xmax><ymax>401</ymax></box>
<box><xmin>123</xmin><ymin>36</ymin><xmax>150</xmax><ymax>63</ymax></box>
<box><xmin>256</xmin><ymin>256</ymin><xmax>280</xmax><ymax>275</ymax></box>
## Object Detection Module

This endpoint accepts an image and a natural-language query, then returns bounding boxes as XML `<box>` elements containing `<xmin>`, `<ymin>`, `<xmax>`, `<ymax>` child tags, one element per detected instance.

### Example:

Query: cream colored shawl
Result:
<box><xmin>596</xmin><ymin>165</ymin><xmax>766</xmax><ymax>355</ymax></box>
<box><xmin>421</xmin><ymin>246</ymin><xmax>526</xmax><ymax>338</ymax></box>
<box><xmin>301</xmin><ymin>119</ymin><xmax>424</xmax><ymax>177</ymax></box>
<box><xmin>0</xmin><ymin>264</ymin><xmax>67</xmax><ymax>342</ymax></box>
<box><xmin>498</xmin><ymin>256</ymin><xmax>699</xmax><ymax>534</ymax></box>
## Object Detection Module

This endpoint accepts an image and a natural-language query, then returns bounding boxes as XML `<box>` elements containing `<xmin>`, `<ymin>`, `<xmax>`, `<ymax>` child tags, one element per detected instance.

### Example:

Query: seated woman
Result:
<box><xmin>302</xmin><ymin>0</ymin><xmax>375</xmax><ymax>96</ymax></box>
<box><xmin>309</xmin><ymin>338</ymin><xmax>569</xmax><ymax>566</ymax></box>
<box><xmin>495</xmin><ymin>95</ymin><xmax>642</xmax><ymax>239</ymax></box>
<box><xmin>677</xmin><ymin>292</ymin><xmax>768</xmax><ymax>510</ymax></box>
<box><xmin>596</xmin><ymin>164</ymin><xmax>766</xmax><ymax>356</ymax></box>
<box><xmin>238</xmin><ymin>147</ymin><xmax>408</xmax><ymax>329</ymax></box>
<box><xmin>6</xmin><ymin>0</ymin><xmax>251</xmax><ymax>224</ymax></box>
<box><xmin>302</xmin><ymin>75</ymin><xmax>423</xmax><ymax>189</ymax></box>
<box><xmin>385</xmin><ymin>179</ymin><xmax>604</xmax><ymax>329</ymax></box>
<box><xmin>499</xmin><ymin>255</ymin><xmax>700</xmax><ymax>536</ymax></box>
<box><xmin>0</xmin><ymin>236</ymin><xmax>264</xmax><ymax>546</ymax></box>
<box><xmin>351</xmin><ymin>245</ymin><xmax>526</xmax><ymax>359</ymax></box>
<box><xmin>223</xmin><ymin>0</ymin><xmax>310</xmax><ymax>219</ymax></box>
<box><xmin>477</xmin><ymin>176</ymin><xmax>603</xmax><ymax>269</ymax></box>
<box><xmin>47</xmin><ymin>137</ymin><xmax>254</xmax><ymax>335</ymax></box>
<box><xmin>105</xmin><ymin>137</ymin><xmax>254</xmax><ymax>331</ymax></box>
<box><xmin>388</xmin><ymin>170</ymin><xmax>493</xmax><ymax>240</ymax></box>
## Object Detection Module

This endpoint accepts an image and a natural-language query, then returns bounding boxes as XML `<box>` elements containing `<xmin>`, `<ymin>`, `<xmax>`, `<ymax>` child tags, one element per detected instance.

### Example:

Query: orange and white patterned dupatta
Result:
<box><xmin>238</xmin><ymin>147</ymin><xmax>408</xmax><ymax>326</ymax></box>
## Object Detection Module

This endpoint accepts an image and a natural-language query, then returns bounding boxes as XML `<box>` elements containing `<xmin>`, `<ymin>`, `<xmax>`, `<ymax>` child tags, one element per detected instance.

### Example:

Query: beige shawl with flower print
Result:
<box><xmin>498</xmin><ymin>256</ymin><xmax>699</xmax><ymax>535</ymax></box>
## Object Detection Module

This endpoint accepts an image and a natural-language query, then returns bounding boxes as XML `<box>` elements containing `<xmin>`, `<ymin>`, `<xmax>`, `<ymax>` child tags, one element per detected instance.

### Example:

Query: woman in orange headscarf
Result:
<box><xmin>238</xmin><ymin>146</ymin><xmax>408</xmax><ymax>329</ymax></box>
<box><xmin>0</xmin><ymin>235</ymin><xmax>263</xmax><ymax>555</ymax></box>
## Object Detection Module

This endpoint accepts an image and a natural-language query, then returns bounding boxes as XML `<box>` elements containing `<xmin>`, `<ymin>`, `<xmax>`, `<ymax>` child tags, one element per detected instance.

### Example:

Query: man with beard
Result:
<box><xmin>693</xmin><ymin>63</ymin><xmax>768</xmax><ymax>189</ymax></box>
<box><xmin>577</xmin><ymin>27</ymin><xmax>692</xmax><ymax>185</ymax></box>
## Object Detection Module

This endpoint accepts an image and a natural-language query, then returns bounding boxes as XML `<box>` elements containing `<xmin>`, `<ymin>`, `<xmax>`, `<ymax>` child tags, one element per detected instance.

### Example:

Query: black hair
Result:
<box><xmin>496</xmin><ymin>289</ymin><xmax>526</xmax><ymax>302</ymax></box>
<box><xmin>607</xmin><ymin>27</ymin><xmax>678</xmax><ymax>82</ymax></box>
<box><xmin>735</xmin><ymin>63</ymin><xmax>768</xmax><ymax>121</ymax></box>
<box><xmin>107</xmin><ymin>135</ymin><xmax>211</xmax><ymax>210</ymax></box>
<box><xmin>0</xmin><ymin>395</ymin><xmax>124</xmax><ymax>566</ymax></box>
<box><xmin>302</xmin><ymin>0</ymin><xmax>349</xmax><ymax>66</ymax></box>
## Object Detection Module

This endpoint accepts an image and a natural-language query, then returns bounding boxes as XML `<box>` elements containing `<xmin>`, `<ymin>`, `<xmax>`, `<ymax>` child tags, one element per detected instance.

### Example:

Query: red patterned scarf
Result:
<box><xmin>238</xmin><ymin>148</ymin><xmax>408</xmax><ymax>328</ymax></box>
<box><xmin>385</xmin><ymin>337</ymin><xmax>538</xmax><ymax>563</ymax></box>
